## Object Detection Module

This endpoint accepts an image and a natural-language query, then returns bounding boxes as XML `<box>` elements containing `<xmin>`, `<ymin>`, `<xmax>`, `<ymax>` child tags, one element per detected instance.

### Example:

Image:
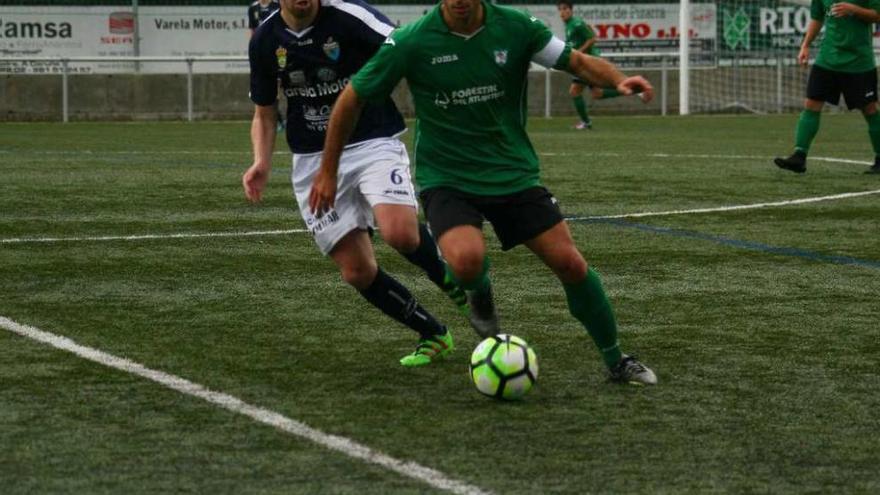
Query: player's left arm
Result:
<box><xmin>528</xmin><ymin>15</ymin><xmax>652</xmax><ymax>100</ymax></box>
<box><xmin>577</xmin><ymin>38</ymin><xmax>596</xmax><ymax>53</ymax></box>
<box><xmin>567</xmin><ymin>51</ymin><xmax>654</xmax><ymax>101</ymax></box>
<box><xmin>830</xmin><ymin>2</ymin><xmax>880</xmax><ymax>22</ymax></box>
<box><xmin>577</xmin><ymin>24</ymin><xmax>596</xmax><ymax>53</ymax></box>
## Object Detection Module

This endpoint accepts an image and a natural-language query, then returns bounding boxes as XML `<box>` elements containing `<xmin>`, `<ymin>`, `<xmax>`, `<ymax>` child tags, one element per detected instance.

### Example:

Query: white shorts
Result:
<box><xmin>291</xmin><ymin>137</ymin><xmax>418</xmax><ymax>255</ymax></box>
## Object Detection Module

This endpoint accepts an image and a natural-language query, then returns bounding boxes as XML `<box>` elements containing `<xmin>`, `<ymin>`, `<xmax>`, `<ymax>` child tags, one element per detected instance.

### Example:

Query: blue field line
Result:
<box><xmin>572</xmin><ymin>217</ymin><xmax>880</xmax><ymax>270</ymax></box>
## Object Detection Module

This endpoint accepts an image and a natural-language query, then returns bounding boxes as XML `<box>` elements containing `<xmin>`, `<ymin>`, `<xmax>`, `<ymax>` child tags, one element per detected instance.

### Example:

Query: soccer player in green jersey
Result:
<box><xmin>774</xmin><ymin>0</ymin><xmax>880</xmax><ymax>174</ymax></box>
<box><xmin>310</xmin><ymin>0</ymin><xmax>658</xmax><ymax>385</ymax></box>
<box><xmin>558</xmin><ymin>0</ymin><xmax>647</xmax><ymax>130</ymax></box>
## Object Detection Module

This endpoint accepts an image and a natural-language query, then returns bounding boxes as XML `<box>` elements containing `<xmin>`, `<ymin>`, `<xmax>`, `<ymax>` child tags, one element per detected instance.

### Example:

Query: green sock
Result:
<box><xmin>573</xmin><ymin>97</ymin><xmax>590</xmax><ymax>123</ymax></box>
<box><xmin>446</xmin><ymin>257</ymin><xmax>490</xmax><ymax>294</ymax></box>
<box><xmin>563</xmin><ymin>268</ymin><xmax>623</xmax><ymax>368</ymax></box>
<box><xmin>601</xmin><ymin>88</ymin><xmax>622</xmax><ymax>99</ymax></box>
<box><xmin>863</xmin><ymin>111</ymin><xmax>880</xmax><ymax>156</ymax></box>
<box><xmin>794</xmin><ymin>109</ymin><xmax>821</xmax><ymax>154</ymax></box>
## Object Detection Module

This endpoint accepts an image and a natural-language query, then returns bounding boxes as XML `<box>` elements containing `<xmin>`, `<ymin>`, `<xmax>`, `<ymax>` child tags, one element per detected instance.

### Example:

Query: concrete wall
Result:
<box><xmin>1</xmin><ymin>68</ymin><xmax>681</xmax><ymax>122</ymax></box>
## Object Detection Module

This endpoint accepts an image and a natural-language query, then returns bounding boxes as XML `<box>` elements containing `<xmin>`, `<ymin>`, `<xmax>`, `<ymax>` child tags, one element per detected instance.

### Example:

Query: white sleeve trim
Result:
<box><xmin>531</xmin><ymin>36</ymin><xmax>566</xmax><ymax>68</ymax></box>
<box><xmin>323</xmin><ymin>0</ymin><xmax>393</xmax><ymax>37</ymax></box>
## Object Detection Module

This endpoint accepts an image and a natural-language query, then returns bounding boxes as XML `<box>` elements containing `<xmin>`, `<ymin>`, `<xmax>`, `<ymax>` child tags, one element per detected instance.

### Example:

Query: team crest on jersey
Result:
<box><xmin>494</xmin><ymin>50</ymin><xmax>508</xmax><ymax>66</ymax></box>
<box><xmin>434</xmin><ymin>91</ymin><xmax>450</xmax><ymax>109</ymax></box>
<box><xmin>276</xmin><ymin>47</ymin><xmax>287</xmax><ymax>68</ymax></box>
<box><xmin>323</xmin><ymin>37</ymin><xmax>340</xmax><ymax>61</ymax></box>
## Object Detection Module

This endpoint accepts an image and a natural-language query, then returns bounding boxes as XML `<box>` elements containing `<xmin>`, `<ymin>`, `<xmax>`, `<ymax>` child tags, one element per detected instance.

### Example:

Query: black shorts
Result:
<box><xmin>807</xmin><ymin>65</ymin><xmax>878</xmax><ymax>110</ymax></box>
<box><xmin>419</xmin><ymin>186</ymin><xmax>564</xmax><ymax>251</ymax></box>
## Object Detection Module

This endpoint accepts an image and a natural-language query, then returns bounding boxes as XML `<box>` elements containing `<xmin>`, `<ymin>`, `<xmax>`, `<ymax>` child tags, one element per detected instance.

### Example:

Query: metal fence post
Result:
<box><xmin>62</xmin><ymin>58</ymin><xmax>69</xmax><ymax>123</ymax></box>
<box><xmin>187</xmin><ymin>58</ymin><xmax>194</xmax><ymax>122</ymax></box>
<box><xmin>661</xmin><ymin>56</ymin><xmax>668</xmax><ymax>116</ymax></box>
<box><xmin>544</xmin><ymin>67</ymin><xmax>551</xmax><ymax>118</ymax></box>
<box><xmin>776</xmin><ymin>55</ymin><xmax>783</xmax><ymax>114</ymax></box>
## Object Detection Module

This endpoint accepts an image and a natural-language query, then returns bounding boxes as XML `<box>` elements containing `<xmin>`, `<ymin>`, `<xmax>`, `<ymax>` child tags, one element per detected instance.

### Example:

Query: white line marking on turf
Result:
<box><xmin>0</xmin><ymin>316</ymin><xmax>491</xmax><ymax>495</ymax></box>
<box><xmin>7</xmin><ymin>149</ymin><xmax>871</xmax><ymax>166</ymax></box>
<box><xmin>3</xmin><ymin>189</ymin><xmax>879</xmax><ymax>244</ymax></box>
<box><xmin>572</xmin><ymin>189</ymin><xmax>880</xmax><ymax>220</ymax></box>
<box><xmin>0</xmin><ymin>229</ymin><xmax>308</xmax><ymax>244</ymax></box>
<box><xmin>3</xmin><ymin>150</ymin><xmax>291</xmax><ymax>156</ymax></box>
<box><xmin>538</xmin><ymin>151</ymin><xmax>872</xmax><ymax>166</ymax></box>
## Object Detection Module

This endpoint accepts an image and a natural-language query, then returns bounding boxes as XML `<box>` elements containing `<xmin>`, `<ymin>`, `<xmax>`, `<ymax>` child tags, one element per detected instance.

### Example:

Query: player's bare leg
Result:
<box><xmin>438</xmin><ymin>225</ymin><xmax>500</xmax><ymax>337</ymax></box>
<box><xmin>373</xmin><ymin>204</ymin><xmax>467</xmax><ymax>312</ymax></box>
<box><xmin>525</xmin><ymin>221</ymin><xmax>656</xmax><ymax>385</ymax></box>
<box><xmin>775</xmin><ymin>98</ymin><xmax>824</xmax><ymax>174</ymax></box>
<box><xmin>570</xmin><ymin>82</ymin><xmax>591</xmax><ymax>130</ymax></box>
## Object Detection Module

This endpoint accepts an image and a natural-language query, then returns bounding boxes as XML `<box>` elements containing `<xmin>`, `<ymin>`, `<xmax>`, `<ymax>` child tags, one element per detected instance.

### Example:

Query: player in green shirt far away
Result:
<box><xmin>310</xmin><ymin>0</ymin><xmax>659</xmax><ymax>385</ymax></box>
<box><xmin>558</xmin><ymin>0</ymin><xmax>648</xmax><ymax>130</ymax></box>
<box><xmin>774</xmin><ymin>0</ymin><xmax>880</xmax><ymax>174</ymax></box>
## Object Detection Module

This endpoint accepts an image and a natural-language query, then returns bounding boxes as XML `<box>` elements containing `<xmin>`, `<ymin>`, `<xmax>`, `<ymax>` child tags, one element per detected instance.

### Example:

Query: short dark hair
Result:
<box><xmin>558</xmin><ymin>0</ymin><xmax>573</xmax><ymax>8</ymax></box>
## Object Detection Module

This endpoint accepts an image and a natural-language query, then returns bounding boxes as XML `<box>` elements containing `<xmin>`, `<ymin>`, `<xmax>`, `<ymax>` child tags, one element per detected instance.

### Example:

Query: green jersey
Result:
<box><xmin>351</xmin><ymin>2</ymin><xmax>571</xmax><ymax>195</ymax></box>
<box><xmin>812</xmin><ymin>0</ymin><xmax>880</xmax><ymax>72</ymax></box>
<box><xmin>565</xmin><ymin>16</ymin><xmax>600</xmax><ymax>56</ymax></box>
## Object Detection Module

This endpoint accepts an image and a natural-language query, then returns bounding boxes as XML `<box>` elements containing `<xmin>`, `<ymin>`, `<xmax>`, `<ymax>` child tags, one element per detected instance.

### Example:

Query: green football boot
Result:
<box><xmin>399</xmin><ymin>330</ymin><xmax>454</xmax><ymax>367</ymax></box>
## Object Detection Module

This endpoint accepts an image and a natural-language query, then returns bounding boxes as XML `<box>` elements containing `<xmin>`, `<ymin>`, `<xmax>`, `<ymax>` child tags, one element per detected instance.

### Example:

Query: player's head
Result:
<box><xmin>441</xmin><ymin>0</ymin><xmax>482</xmax><ymax>25</ymax></box>
<box><xmin>280</xmin><ymin>0</ymin><xmax>318</xmax><ymax>21</ymax></box>
<box><xmin>557</xmin><ymin>0</ymin><xmax>573</xmax><ymax>21</ymax></box>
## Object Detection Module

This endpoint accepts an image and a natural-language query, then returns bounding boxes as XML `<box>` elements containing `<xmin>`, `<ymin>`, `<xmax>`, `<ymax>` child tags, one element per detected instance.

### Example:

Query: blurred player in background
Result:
<box><xmin>244</xmin><ymin>0</ymin><xmax>466</xmax><ymax>367</ymax></box>
<box><xmin>312</xmin><ymin>0</ymin><xmax>658</xmax><ymax>385</ymax></box>
<box><xmin>557</xmin><ymin>0</ymin><xmax>646</xmax><ymax>130</ymax></box>
<box><xmin>249</xmin><ymin>0</ymin><xmax>284</xmax><ymax>131</ymax></box>
<box><xmin>774</xmin><ymin>0</ymin><xmax>880</xmax><ymax>174</ymax></box>
<box><xmin>248</xmin><ymin>0</ymin><xmax>281</xmax><ymax>35</ymax></box>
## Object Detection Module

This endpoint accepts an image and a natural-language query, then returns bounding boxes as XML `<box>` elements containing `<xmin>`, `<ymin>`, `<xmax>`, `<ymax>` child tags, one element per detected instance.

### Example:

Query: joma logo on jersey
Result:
<box><xmin>431</xmin><ymin>54</ymin><xmax>459</xmax><ymax>65</ymax></box>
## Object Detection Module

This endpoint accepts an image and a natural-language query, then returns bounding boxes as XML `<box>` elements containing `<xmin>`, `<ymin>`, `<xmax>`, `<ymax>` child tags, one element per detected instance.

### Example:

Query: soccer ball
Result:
<box><xmin>470</xmin><ymin>334</ymin><xmax>538</xmax><ymax>400</ymax></box>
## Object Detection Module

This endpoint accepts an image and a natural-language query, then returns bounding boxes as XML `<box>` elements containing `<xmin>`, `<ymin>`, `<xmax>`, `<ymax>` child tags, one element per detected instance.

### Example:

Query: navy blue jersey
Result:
<box><xmin>248</xmin><ymin>0</ymin><xmax>405</xmax><ymax>154</ymax></box>
<box><xmin>248</xmin><ymin>0</ymin><xmax>280</xmax><ymax>30</ymax></box>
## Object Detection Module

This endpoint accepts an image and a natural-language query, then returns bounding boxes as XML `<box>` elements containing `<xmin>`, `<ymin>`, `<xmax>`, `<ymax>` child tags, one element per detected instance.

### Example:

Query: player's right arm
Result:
<box><xmin>243</xmin><ymin>31</ymin><xmax>278</xmax><ymax>203</ymax></box>
<box><xmin>798</xmin><ymin>20</ymin><xmax>822</xmax><ymax>66</ymax></box>
<box><xmin>243</xmin><ymin>104</ymin><xmax>277</xmax><ymax>203</ymax></box>
<box><xmin>798</xmin><ymin>0</ymin><xmax>826</xmax><ymax>66</ymax></box>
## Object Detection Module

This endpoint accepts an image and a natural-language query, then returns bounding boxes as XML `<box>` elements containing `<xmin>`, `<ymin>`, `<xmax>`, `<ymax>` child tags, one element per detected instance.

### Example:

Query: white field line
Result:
<box><xmin>574</xmin><ymin>189</ymin><xmax>880</xmax><ymax>221</ymax></box>
<box><xmin>0</xmin><ymin>316</ymin><xmax>491</xmax><ymax>495</ymax></box>
<box><xmin>0</xmin><ymin>229</ymin><xmax>308</xmax><ymax>244</ymax></box>
<box><xmin>2</xmin><ymin>150</ymin><xmax>290</xmax><ymax>156</ymax></box>
<box><xmin>6</xmin><ymin>149</ymin><xmax>872</xmax><ymax>165</ymax></box>
<box><xmin>539</xmin><ymin>151</ymin><xmax>872</xmax><ymax>166</ymax></box>
<box><xmin>3</xmin><ymin>188</ymin><xmax>879</xmax><ymax>244</ymax></box>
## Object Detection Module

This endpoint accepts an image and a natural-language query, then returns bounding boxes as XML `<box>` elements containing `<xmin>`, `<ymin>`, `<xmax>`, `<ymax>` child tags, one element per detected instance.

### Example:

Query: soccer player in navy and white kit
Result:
<box><xmin>243</xmin><ymin>0</ymin><xmax>464</xmax><ymax>367</ymax></box>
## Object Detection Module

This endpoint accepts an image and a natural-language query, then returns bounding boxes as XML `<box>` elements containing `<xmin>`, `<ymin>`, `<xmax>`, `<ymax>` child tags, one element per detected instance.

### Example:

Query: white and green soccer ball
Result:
<box><xmin>470</xmin><ymin>334</ymin><xmax>538</xmax><ymax>400</ymax></box>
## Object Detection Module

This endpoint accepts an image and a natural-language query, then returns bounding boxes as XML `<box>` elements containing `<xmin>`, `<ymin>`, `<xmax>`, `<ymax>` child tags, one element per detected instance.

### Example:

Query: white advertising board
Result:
<box><xmin>0</xmin><ymin>6</ymin><xmax>250</xmax><ymax>74</ymax></box>
<box><xmin>0</xmin><ymin>4</ymin><xmax>717</xmax><ymax>74</ymax></box>
<box><xmin>525</xmin><ymin>3</ymin><xmax>717</xmax><ymax>67</ymax></box>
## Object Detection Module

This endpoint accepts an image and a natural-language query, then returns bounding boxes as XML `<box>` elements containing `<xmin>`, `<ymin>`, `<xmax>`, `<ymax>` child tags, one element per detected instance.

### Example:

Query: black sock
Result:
<box><xmin>358</xmin><ymin>268</ymin><xmax>446</xmax><ymax>339</ymax></box>
<box><xmin>401</xmin><ymin>223</ymin><xmax>446</xmax><ymax>288</ymax></box>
